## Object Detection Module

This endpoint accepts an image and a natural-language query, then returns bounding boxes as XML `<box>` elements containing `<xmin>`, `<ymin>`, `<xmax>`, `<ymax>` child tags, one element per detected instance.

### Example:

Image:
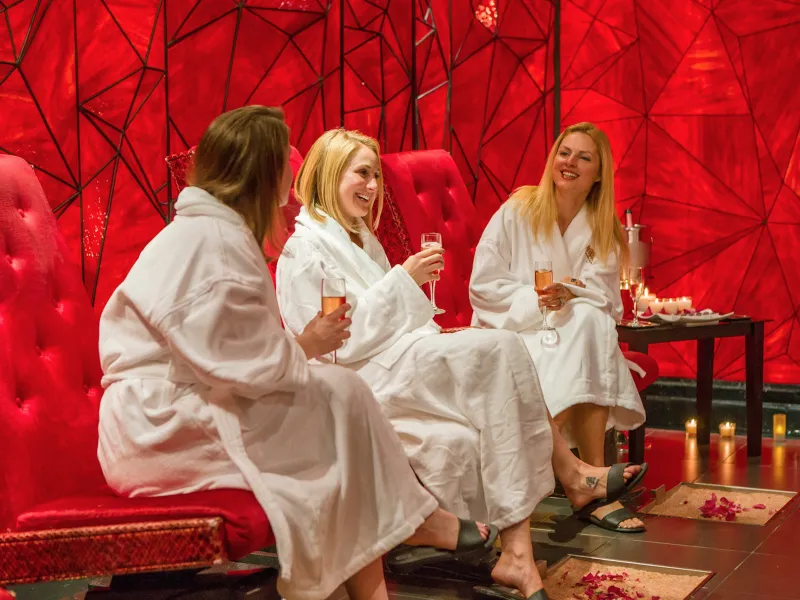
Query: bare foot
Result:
<box><xmin>563</xmin><ymin>463</ymin><xmax>642</xmax><ymax>511</ymax></box>
<box><xmin>404</xmin><ymin>508</ymin><xmax>490</xmax><ymax>549</ymax></box>
<box><xmin>490</xmin><ymin>546</ymin><xmax>544</xmax><ymax>598</ymax></box>
<box><xmin>591</xmin><ymin>500</ymin><xmax>645</xmax><ymax>529</ymax></box>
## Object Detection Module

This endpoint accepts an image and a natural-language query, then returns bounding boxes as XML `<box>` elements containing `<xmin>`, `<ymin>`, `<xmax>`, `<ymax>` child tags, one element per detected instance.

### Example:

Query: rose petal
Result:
<box><xmin>753</xmin><ymin>504</ymin><xmax>766</xmax><ymax>509</ymax></box>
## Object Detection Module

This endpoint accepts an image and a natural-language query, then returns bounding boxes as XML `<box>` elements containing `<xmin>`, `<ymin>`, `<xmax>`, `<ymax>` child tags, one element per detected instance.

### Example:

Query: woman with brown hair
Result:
<box><xmin>276</xmin><ymin>127</ymin><xmax>646</xmax><ymax>600</ymax></box>
<box><xmin>96</xmin><ymin>106</ymin><xmax>496</xmax><ymax>600</ymax></box>
<box><xmin>469</xmin><ymin>122</ymin><xmax>647</xmax><ymax>533</ymax></box>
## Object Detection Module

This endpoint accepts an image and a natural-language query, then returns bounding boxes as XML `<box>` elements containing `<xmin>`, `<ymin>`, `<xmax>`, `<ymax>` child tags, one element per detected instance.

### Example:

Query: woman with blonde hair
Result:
<box><xmin>276</xmin><ymin>127</ymin><xmax>646</xmax><ymax>600</ymax></box>
<box><xmin>469</xmin><ymin>122</ymin><xmax>648</xmax><ymax>533</ymax></box>
<box><xmin>97</xmin><ymin>106</ymin><xmax>500</xmax><ymax>600</ymax></box>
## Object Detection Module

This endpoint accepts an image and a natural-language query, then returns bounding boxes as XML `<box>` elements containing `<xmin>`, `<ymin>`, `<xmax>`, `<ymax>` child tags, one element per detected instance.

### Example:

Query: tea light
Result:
<box><xmin>637</xmin><ymin>288</ymin><xmax>656</xmax><ymax>312</ymax></box>
<box><xmin>677</xmin><ymin>296</ymin><xmax>693</xmax><ymax>311</ymax></box>
<box><xmin>664</xmin><ymin>298</ymin><xmax>679</xmax><ymax>315</ymax></box>
<box><xmin>650</xmin><ymin>298</ymin><xmax>664</xmax><ymax>313</ymax></box>
<box><xmin>774</xmin><ymin>413</ymin><xmax>787</xmax><ymax>443</ymax></box>
<box><xmin>719</xmin><ymin>421</ymin><xmax>736</xmax><ymax>438</ymax></box>
<box><xmin>685</xmin><ymin>418</ymin><xmax>697</xmax><ymax>436</ymax></box>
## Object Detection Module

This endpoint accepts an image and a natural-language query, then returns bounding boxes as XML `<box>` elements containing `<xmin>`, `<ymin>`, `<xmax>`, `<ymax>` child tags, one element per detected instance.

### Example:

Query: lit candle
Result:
<box><xmin>685</xmin><ymin>418</ymin><xmax>697</xmax><ymax>436</ymax></box>
<box><xmin>719</xmin><ymin>422</ymin><xmax>736</xmax><ymax>438</ymax></box>
<box><xmin>650</xmin><ymin>298</ymin><xmax>664</xmax><ymax>314</ymax></box>
<box><xmin>664</xmin><ymin>298</ymin><xmax>679</xmax><ymax>315</ymax></box>
<box><xmin>677</xmin><ymin>296</ymin><xmax>693</xmax><ymax>312</ymax></box>
<box><xmin>637</xmin><ymin>288</ymin><xmax>656</xmax><ymax>313</ymax></box>
<box><xmin>774</xmin><ymin>413</ymin><xmax>787</xmax><ymax>443</ymax></box>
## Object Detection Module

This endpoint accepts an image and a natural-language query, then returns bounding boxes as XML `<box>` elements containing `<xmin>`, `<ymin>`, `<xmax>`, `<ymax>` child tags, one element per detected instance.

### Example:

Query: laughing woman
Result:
<box><xmin>469</xmin><ymin>122</ymin><xmax>648</xmax><ymax>533</ymax></box>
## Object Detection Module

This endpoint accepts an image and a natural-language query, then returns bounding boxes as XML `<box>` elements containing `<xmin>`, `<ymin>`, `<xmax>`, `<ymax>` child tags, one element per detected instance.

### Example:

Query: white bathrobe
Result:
<box><xmin>97</xmin><ymin>187</ymin><xmax>438</xmax><ymax>600</ymax></box>
<box><xmin>276</xmin><ymin>207</ymin><xmax>555</xmax><ymax>530</ymax></box>
<box><xmin>469</xmin><ymin>199</ymin><xmax>646</xmax><ymax>445</ymax></box>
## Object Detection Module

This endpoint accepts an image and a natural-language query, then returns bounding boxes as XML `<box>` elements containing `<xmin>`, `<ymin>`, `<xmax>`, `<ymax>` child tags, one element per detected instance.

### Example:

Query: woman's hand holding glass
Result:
<box><xmin>296</xmin><ymin>303</ymin><xmax>352</xmax><ymax>359</ymax></box>
<box><xmin>402</xmin><ymin>247</ymin><xmax>445</xmax><ymax>286</ymax></box>
<box><xmin>537</xmin><ymin>282</ymin><xmax>577</xmax><ymax>311</ymax></box>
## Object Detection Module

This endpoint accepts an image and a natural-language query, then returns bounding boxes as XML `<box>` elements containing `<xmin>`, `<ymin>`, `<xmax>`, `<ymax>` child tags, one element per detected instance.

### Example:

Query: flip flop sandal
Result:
<box><xmin>580</xmin><ymin>505</ymin><xmax>645</xmax><ymax>534</ymax></box>
<box><xmin>573</xmin><ymin>462</ymin><xmax>649</xmax><ymax>515</ymax></box>
<box><xmin>474</xmin><ymin>584</ymin><xmax>550</xmax><ymax>600</ymax></box>
<box><xmin>386</xmin><ymin>519</ymin><xmax>499</xmax><ymax>574</ymax></box>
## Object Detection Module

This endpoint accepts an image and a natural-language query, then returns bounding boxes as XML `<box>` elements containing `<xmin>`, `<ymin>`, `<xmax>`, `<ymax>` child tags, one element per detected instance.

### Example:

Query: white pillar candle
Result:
<box><xmin>637</xmin><ymin>288</ymin><xmax>655</xmax><ymax>312</ymax></box>
<box><xmin>650</xmin><ymin>298</ymin><xmax>664</xmax><ymax>313</ymax></box>
<box><xmin>664</xmin><ymin>298</ymin><xmax>679</xmax><ymax>315</ymax></box>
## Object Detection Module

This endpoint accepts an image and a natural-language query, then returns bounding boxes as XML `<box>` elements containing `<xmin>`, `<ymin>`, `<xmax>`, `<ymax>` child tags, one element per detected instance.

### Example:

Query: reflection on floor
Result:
<box><xmin>8</xmin><ymin>430</ymin><xmax>800</xmax><ymax>600</ymax></box>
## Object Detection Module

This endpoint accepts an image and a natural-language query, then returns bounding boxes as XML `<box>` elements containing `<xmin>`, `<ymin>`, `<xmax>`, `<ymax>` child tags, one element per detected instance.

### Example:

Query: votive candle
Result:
<box><xmin>650</xmin><ymin>298</ymin><xmax>664</xmax><ymax>313</ymax></box>
<box><xmin>677</xmin><ymin>296</ymin><xmax>693</xmax><ymax>311</ymax></box>
<box><xmin>774</xmin><ymin>413</ymin><xmax>787</xmax><ymax>443</ymax></box>
<box><xmin>664</xmin><ymin>298</ymin><xmax>679</xmax><ymax>315</ymax></box>
<box><xmin>719</xmin><ymin>421</ymin><xmax>736</xmax><ymax>438</ymax></box>
<box><xmin>685</xmin><ymin>418</ymin><xmax>697</xmax><ymax>436</ymax></box>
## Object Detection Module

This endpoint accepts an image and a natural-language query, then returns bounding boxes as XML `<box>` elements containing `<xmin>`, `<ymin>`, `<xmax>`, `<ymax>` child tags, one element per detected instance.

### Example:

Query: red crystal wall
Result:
<box><xmin>1</xmin><ymin>0</ymin><xmax>799</xmax><ymax>383</ymax></box>
<box><xmin>560</xmin><ymin>0</ymin><xmax>800</xmax><ymax>383</ymax></box>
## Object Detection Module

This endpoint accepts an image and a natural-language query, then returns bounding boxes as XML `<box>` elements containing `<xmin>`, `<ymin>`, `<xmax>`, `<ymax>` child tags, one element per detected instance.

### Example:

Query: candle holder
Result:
<box><xmin>773</xmin><ymin>413</ymin><xmax>787</xmax><ymax>443</ymax></box>
<box><xmin>685</xmin><ymin>418</ymin><xmax>697</xmax><ymax>436</ymax></box>
<box><xmin>719</xmin><ymin>422</ymin><xmax>736</xmax><ymax>438</ymax></box>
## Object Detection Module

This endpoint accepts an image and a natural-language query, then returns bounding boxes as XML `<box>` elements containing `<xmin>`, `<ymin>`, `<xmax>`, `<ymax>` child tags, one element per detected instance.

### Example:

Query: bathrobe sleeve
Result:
<box><xmin>153</xmin><ymin>275</ymin><xmax>310</xmax><ymax>399</ymax></box>
<box><xmin>279</xmin><ymin>248</ymin><xmax>435</xmax><ymax>365</ymax></box>
<box><xmin>469</xmin><ymin>206</ymin><xmax>543</xmax><ymax>331</ymax></box>
<box><xmin>568</xmin><ymin>250</ymin><xmax>625</xmax><ymax>322</ymax></box>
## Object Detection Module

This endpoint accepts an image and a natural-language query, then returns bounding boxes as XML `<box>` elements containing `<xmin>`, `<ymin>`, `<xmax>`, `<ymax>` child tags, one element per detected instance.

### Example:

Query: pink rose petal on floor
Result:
<box><xmin>753</xmin><ymin>504</ymin><xmax>766</xmax><ymax>509</ymax></box>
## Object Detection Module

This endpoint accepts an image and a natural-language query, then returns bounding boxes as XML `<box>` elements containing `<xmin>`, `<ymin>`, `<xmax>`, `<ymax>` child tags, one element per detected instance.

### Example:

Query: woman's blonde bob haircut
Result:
<box><xmin>189</xmin><ymin>105</ymin><xmax>289</xmax><ymax>251</ymax></box>
<box><xmin>512</xmin><ymin>122</ymin><xmax>628</xmax><ymax>267</ymax></box>
<box><xmin>294</xmin><ymin>128</ymin><xmax>384</xmax><ymax>234</ymax></box>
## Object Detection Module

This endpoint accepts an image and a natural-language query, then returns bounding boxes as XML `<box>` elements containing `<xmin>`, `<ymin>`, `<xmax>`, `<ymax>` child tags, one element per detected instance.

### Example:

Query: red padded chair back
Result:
<box><xmin>379</xmin><ymin>150</ymin><xmax>485</xmax><ymax>327</ymax></box>
<box><xmin>0</xmin><ymin>156</ymin><xmax>105</xmax><ymax>531</ymax></box>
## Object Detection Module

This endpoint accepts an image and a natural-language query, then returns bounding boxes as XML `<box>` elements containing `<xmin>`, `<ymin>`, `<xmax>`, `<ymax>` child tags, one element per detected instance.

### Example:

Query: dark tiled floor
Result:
<box><xmin>7</xmin><ymin>430</ymin><xmax>800</xmax><ymax>600</ymax></box>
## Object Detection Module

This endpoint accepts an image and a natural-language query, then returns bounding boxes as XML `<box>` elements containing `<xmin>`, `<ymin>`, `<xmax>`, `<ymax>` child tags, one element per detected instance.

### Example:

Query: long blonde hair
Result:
<box><xmin>190</xmin><ymin>105</ymin><xmax>289</xmax><ymax>251</ymax></box>
<box><xmin>294</xmin><ymin>128</ymin><xmax>384</xmax><ymax>234</ymax></box>
<box><xmin>513</xmin><ymin>122</ymin><xmax>628</xmax><ymax>267</ymax></box>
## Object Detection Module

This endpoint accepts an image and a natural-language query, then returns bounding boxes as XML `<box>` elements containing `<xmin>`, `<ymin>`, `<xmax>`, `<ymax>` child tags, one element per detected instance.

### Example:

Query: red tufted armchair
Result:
<box><xmin>0</xmin><ymin>155</ymin><xmax>275</xmax><ymax>589</ymax></box>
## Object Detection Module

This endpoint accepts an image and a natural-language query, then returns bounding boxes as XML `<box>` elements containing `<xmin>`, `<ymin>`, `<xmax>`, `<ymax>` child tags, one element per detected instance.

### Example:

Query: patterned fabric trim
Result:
<box><xmin>0</xmin><ymin>518</ymin><xmax>226</xmax><ymax>585</ymax></box>
<box><xmin>165</xmin><ymin>147</ymin><xmax>196</xmax><ymax>193</ymax></box>
<box><xmin>375</xmin><ymin>183</ymin><xmax>413</xmax><ymax>266</ymax></box>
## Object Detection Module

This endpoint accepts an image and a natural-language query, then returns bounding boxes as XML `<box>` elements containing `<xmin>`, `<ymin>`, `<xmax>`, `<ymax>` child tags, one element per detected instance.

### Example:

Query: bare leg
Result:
<box><xmin>490</xmin><ymin>519</ymin><xmax>544</xmax><ymax>597</ymax></box>
<box><xmin>344</xmin><ymin>558</ymin><xmax>388</xmax><ymax>600</ymax></box>
<box><xmin>570</xmin><ymin>404</ymin><xmax>644</xmax><ymax>530</ymax></box>
<box><xmin>547</xmin><ymin>412</ymin><xmax>642</xmax><ymax>511</ymax></box>
<box><xmin>404</xmin><ymin>507</ymin><xmax>489</xmax><ymax>549</ymax></box>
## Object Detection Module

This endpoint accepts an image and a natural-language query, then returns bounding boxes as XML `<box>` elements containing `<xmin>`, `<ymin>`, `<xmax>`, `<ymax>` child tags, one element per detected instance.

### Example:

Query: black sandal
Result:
<box><xmin>573</xmin><ymin>462</ymin><xmax>649</xmax><ymax>514</ymax></box>
<box><xmin>386</xmin><ymin>519</ymin><xmax>499</xmax><ymax>573</ymax></box>
<box><xmin>580</xmin><ymin>505</ymin><xmax>645</xmax><ymax>534</ymax></box>
<box><xmin>474</xmin><ymin>585</ymin><xmax>550</xmax><ymax>600</ymax></box>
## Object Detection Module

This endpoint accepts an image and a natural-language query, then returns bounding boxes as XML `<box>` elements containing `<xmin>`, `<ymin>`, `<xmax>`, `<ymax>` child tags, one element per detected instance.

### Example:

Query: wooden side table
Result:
<box><xmin>617</xmin><ymin>319</ymin><xmax>765</xmax><ymax>464</ymax></box>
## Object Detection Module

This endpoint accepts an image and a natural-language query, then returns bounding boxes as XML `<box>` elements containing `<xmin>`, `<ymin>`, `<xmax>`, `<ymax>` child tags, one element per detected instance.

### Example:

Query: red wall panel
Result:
<box><xmin>561</xmin><ymin>0</ymin><xmax>800</xmax><ymax>383</ymax></box>
<box><xmin>2</xmin><ymin>0</ymin><xmax>798</xmax><ymax>384</ymax></box>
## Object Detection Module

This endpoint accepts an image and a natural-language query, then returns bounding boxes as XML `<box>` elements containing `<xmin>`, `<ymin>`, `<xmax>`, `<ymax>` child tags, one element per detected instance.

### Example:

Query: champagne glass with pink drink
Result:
<box><xmin>421</xmin><ymin>232</ymin><xmax>445</xmax><ymax>315</ymax></box>
<box><xmin>321</xmin><ymin>277</ymin><xmax>346</xmax><ymax>363</ymax></box>
<box><xmin>535</xmin><ymin>260</ymin><xmax>559</xmax><ymax>347</ymax></box>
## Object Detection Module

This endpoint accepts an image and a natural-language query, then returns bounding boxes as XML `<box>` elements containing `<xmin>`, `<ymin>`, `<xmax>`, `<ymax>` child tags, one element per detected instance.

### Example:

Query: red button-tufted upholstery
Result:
<box><xmin>378</xmin><ymin>150</ymin><xmax>658</xmax><ymax>392</ymax></box>
<box><xmin>380</xmin><ymin>151</ymin><xmax>486</xmax><ymax>328</ymax></box>
<box><xmin>0</xmin><ymin>155</ymin><xmax>272</xmax><ymax>564</ymax></box>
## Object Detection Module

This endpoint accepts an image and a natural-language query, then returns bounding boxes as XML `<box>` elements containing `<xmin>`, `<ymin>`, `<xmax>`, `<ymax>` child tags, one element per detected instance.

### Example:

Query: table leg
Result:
<box><xmin>627</xmin><ymin>341</ymin><xmax>648</xmax><ymax>464</ymax></box>
<box><xmin>746</xmin><ymin>322</ymin><xmax>764</xmax><ymax>457</ymax></box>
<box><xmin>696</xmin><ymin>338</ymin><xmax>714</xmax><ymax>446</ymax></box>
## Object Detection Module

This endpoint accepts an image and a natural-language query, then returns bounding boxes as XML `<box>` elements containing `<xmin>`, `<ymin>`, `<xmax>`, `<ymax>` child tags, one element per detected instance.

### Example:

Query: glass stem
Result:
<box><xmin>543</xmin><ymin>306</ymin><xmax>549</xmax><ymax>330</ymax></box>
<box><xmin>429</xmin><ymin>280</ymin><xmax>437</xmax><ymax>308</ymax></box>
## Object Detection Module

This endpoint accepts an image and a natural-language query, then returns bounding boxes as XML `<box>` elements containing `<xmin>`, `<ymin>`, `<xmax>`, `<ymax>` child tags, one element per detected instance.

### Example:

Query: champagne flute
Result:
<box><xmin>628</xmin><ymin>267</ymin><xmax>645</xmax><ymax>328</ymax></box>
<box><xmin>421</xmin><ymin>232</ymin><xmax>445</xmax><ymax>315</ymax></box>
<box><xmin>535</xmin><ymin>260</ymin><xmax>559</xmax><ymax>347</ymax></box>
<box><xmin>321</xmin><ymin>277</ymin><xmax>346</xmax><ymax>363</ymax></box>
